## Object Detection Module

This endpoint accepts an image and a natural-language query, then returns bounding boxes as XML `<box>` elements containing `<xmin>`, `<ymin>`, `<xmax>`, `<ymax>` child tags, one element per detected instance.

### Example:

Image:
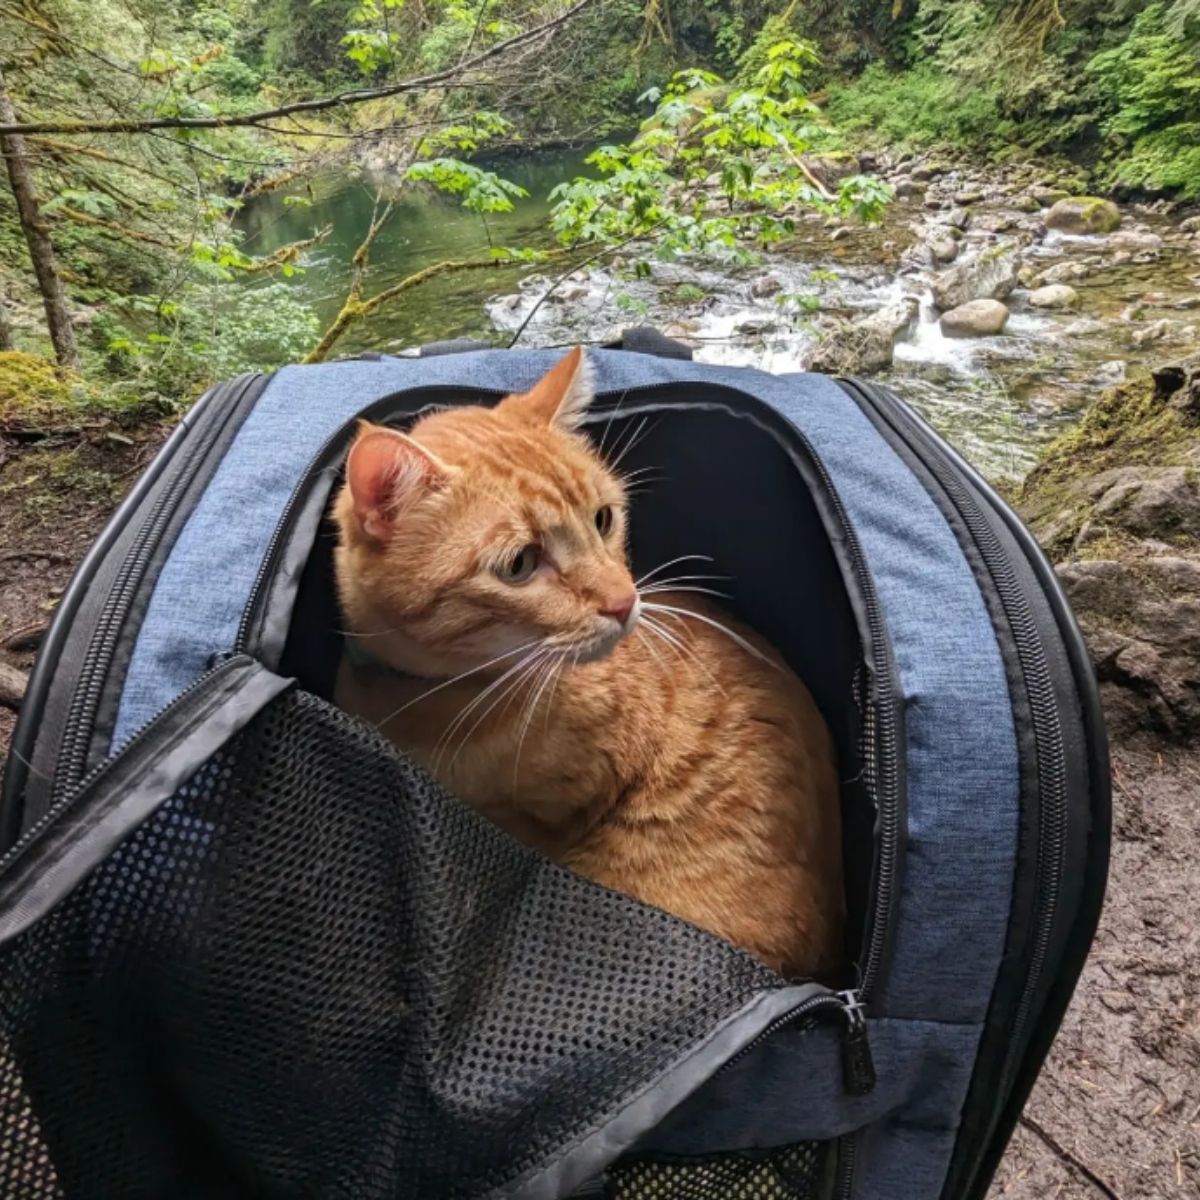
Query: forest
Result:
<box><xmin>1</xmin><ymin>1</ymin><xmax>1199</xmax><ymax>1196</ymax></box>
<box><xmin>1</xmin><ymin>0</ymin><xmax>1198</xmax><ymax>409</ymax></box>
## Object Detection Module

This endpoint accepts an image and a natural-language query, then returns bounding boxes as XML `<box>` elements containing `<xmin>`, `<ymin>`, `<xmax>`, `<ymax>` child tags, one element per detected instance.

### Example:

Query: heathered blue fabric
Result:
<box><xmin>114</xmin><ymin>349</ymin><xmax>1022</xmax><ymax>1200</ymax></box>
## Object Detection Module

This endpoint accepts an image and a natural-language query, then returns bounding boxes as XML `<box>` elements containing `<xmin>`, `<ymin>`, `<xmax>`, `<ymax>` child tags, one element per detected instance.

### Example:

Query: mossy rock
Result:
<box><xmin>1044</xmin><ymin>196</ymin><xmax>1122</xmax><ymax>235</ymax></box>
<box><xmin>1019</xmin><ymin>366</ymin><xmax>1200</xmax><ymax>554</ymax></box>
<box><xmin>0</xmin><ymin>351</ymin><xmax>93</xmax><ymax>434</ymax></box>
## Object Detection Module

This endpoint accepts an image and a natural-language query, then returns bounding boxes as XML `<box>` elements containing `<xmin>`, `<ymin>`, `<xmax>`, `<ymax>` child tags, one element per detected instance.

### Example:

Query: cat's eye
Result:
<box><xmin>595</xmin><ymin>505</ymin><xmax>614</xmax><ymax>537</ymax></box>
<box><xmin>495</xmin><ymin>543</ymin><xmax>540</xmax><ymax>585</ymax></box>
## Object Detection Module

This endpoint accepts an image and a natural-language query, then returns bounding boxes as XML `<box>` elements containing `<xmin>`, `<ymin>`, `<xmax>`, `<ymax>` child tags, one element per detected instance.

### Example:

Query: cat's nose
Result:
<box><xmin>600</xmin><ymin>592</ymin><xmax>637</xmax><ymax>626</ymax></box>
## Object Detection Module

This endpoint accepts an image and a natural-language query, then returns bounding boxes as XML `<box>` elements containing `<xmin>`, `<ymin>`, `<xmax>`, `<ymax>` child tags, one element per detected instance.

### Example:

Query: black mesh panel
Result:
<box><xmin>608</xmin><ymin>1144</ymin><xmax>832</xmax><ymax>1199</ymax></box>
<box><xmin>0</xmin><ymin>690</ymin><xmax>783</xmax><ymax>1198</ymax></box>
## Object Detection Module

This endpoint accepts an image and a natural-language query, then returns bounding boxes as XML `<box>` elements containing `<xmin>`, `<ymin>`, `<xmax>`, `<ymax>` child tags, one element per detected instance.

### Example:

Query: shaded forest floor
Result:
<box><xmin>0</xmin><ymin>433</ymin><xmax>1197</xmax><ymax>1197</ymax></box>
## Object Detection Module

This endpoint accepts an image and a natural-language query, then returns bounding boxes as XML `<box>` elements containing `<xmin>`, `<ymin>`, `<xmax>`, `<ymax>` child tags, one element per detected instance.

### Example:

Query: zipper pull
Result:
<box><xmin>838</xmin><ymin>989</ymin><xmax>876</xmax><ymax>1096</ymax></box>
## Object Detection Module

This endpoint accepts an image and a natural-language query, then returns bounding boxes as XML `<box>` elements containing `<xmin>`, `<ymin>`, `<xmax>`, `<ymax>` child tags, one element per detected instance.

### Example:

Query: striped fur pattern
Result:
<box><xmin>333</xmin><ymin>348</ymin><xmax>845</xmax><ymax>978</ymax></box>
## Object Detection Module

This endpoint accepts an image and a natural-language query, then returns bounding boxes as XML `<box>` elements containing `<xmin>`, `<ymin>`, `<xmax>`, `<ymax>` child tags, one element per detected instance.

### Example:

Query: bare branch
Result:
<box><xmin>0</xmin><ymin>0</ymin><xmax>597</xmax><ymax>136</ymax></box>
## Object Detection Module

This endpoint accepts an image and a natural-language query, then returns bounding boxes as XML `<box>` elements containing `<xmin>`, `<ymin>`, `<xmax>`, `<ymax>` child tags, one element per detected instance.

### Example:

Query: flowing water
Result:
<box><xmin>237</xmin><ymin>149</ymin><xmax>1200</xmax><ymax>482</ymax></box>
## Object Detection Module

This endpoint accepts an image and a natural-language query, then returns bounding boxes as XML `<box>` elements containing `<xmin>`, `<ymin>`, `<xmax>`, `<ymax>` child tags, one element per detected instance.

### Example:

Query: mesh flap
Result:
<box><xmin>0</xmin><ymin>690</ymin><xmax>779</xmax><ymax>1198</ymax></box>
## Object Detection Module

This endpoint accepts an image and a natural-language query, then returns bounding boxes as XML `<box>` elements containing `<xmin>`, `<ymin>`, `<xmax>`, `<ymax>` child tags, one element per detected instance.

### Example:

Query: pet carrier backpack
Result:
<box><xmin>0</xmin><ymin>332</ymin><xmax>1109</xmax><ymax>1200</ymax></box>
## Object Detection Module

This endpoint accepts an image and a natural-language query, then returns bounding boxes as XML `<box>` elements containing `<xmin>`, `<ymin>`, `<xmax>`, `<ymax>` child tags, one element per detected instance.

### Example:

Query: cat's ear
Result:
<box><xmin>501</xmin><ymin>346</ymin><xmax>595</xmax><ymax>431</ymax></box>
<box><xmin>344</xmin><ymin>422</ymin><xmax>451</xmax><ymax>541</ymax></box>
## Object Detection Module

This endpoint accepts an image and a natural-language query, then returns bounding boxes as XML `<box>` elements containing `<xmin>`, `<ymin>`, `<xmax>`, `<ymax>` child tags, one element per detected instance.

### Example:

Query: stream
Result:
<box><xmin>237</xmin><ymin>147</ymin><xmax>1200</xmax><ymax>482</ymax></box>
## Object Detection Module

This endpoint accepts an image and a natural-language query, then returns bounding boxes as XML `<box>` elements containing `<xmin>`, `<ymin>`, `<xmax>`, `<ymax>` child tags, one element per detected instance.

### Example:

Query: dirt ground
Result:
<box><xmin>0</xmin><ymin>433</ymin><xmax>1197</xmax><ymax>1199</ymax></box>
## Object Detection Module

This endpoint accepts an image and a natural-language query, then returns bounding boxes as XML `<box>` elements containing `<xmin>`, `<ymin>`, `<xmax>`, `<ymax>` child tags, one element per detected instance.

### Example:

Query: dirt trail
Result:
<box><xmin>0</xmin><ymin>435</ymin><xmax>1196</xmax><ymax>1198</ymax></box>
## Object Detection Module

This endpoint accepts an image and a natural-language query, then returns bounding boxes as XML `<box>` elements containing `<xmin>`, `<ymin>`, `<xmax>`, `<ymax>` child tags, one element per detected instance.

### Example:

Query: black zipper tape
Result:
<box><xmin>50</xmin><ymin>373</ymin><xmax>267</xmax><ymax>806</ymax></box>
<box><xmin>838</xmin><ymin>378</ymin><xmax>1086</xmax><ymax>1200</ymax></box>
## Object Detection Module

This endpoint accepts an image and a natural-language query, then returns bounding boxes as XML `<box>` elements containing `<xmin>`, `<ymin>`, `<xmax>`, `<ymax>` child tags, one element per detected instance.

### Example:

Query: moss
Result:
<box><xmin>1019</xmin><ymin>372</ymin><xmax>1200</xmax><ymax>553</ymax></box>
<box><xmin>0</xmin><ymin>352</ymin><xmax>81</xmax><ymax>432</ymax></box>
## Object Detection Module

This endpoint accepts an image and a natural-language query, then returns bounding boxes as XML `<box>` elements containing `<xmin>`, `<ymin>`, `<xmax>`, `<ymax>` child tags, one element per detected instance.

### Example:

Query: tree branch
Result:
<box><xmin>1018</xmin><ymin>1115</ymin><xmax>1125</xmax><ymax>1200</ymax></box>
<box><xmin>303</xmin><ymin>257</ymin><xmax>523</xmax><ymax>364</ymax></box>
<box><xmin>0</xmin><ymin>0</ymin><xmax>597</xmax><ymax>136</ymax></box>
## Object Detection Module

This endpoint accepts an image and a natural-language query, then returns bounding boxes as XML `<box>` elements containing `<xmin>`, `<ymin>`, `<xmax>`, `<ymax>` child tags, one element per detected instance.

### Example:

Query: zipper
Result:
<box><xmin>232</xmin><ymin>379</ymin><xmax>902</xmax><ymax>1124</ymax></box>
<box><xmin>0</xmin><ymin>655</ymin><xmax>249</xmax><ymax>879</ymax></box>
<box><xmin>714</xmin><ymin>990</ymin><xmax>876</xmax><ymax>1097</ymax></box>
<box><xmin>50</xmin><ymin>374</ymin><xmax>264</xmax><ymax>805</ymax></box>
<box><xmin>842</xmin><ymin>380</ymin><xmax>1068</xmax><ymax>1097</ymax></box>
<box><xmin>234</xmin><ymin>380</ymin><xmax>903</xmax><ymax>1019</ymax></box>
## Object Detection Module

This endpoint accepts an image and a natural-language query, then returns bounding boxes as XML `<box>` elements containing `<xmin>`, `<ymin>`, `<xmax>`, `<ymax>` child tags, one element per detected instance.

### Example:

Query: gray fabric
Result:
<box><xmin>113</xmin><ymin>349</ymin><xmax>1023</xmax><ymax>1200</ymax></box>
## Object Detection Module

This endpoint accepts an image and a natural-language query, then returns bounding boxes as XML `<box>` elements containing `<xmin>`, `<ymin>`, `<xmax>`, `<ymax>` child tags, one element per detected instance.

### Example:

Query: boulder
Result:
<box><xmin>808</xmin><ymin>297</ymin><xmax>919</xmax><ymax>375</ymax></box>
<box><xmin>928</xmin><ymin>234</ymin><xmax>960</xmax><ymax>264</ymax></box>
<box><xmin>1055</xmin><ymin>556</ymin><xmax>1200</xmax><ymax>737</ymax></box>
<box><xmin>1029</xmin><ymin>283</ymin><xmax>1080</xmax><ymax>309</ymax></box>
<box><xmin>1044</xmin><ymin>196</ymin><xmax>1122</xmax><ymax>235</ymax></box>
<box><xmin>1036</xmin><ymin>261</ymin><xmax>1090</xmax><ymax>286</ymax></box>
<box><xmin>940</xmin><ymin>298</ymin><xmax>1010</xmax><ymax>337</ymax></box>
<box><xmin>931</xmin><ymin>243</ymin><xmax>1021</xmax><ymax>310</ymax></box>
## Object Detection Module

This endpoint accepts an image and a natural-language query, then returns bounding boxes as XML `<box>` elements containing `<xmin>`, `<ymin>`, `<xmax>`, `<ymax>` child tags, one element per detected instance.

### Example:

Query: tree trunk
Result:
<box><xmin>0</xmin><ymin>68</ymin><xmax>78</xmax><ymax>369</ymax></box>
<box><xmin>0</xmin><ymin>280</ymin><xmax>13</xmax><ymax>352</ymax></box>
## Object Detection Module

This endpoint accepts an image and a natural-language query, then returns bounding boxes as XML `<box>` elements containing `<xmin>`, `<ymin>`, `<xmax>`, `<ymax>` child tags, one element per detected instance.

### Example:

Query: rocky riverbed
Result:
<box><xmin>488</xmin><ymin>151</ymin><xmax>1200</xmax><ymax>482</ymax></box>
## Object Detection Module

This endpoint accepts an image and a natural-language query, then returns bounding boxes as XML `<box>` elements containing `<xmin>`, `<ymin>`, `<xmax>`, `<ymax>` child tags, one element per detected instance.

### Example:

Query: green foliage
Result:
<box><xmin>405</xmin><ymin>158</ymin><xmax>529</xmax><ymax>213</ymax></box>
<box><xmin>550</xmin><ymin>41</ymin><xmax>889</xmax><ymax>261</ymax></box>
<box><xmin>1087</xmin><ymin>3</ymin><xmax>1200</xmax><ymax>195</ymax></box>
<box><xmin>826</xmin><ymin>62</ymin><xmax>1011</xmax><ymax>147</ymax></box>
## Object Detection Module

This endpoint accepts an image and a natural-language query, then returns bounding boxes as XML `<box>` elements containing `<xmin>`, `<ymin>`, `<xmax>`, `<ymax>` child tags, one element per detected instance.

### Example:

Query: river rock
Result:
<box><xmin>1033</xmin><ymin>188</ymin><xmax>1070</xmax><ymax>207</ymax></box>
<box><xmin>808</xmin><ymin>297</ymin><xmax>919</xmax><ymax>374</ymax></box>
<box><xmin>946</xmin><ymin>207</ymin><xmax>971</xmax><ymax>230</ymax></box>
<box><xmin>931</xmin><ymin>243</ymin><xmax>1020</xmax><ymax>310</ymax></box>
<box><xmin>1107</xmin><ymin>229</ymin><xmax>1163</xmax><ymax>254</ymax></box>
<box><xmin>928</xmin><ymin>234</ymin><xmax>960</xmax><ymax>263</ymax></box>
<box><xmin>1132</xmin><ymin>319</ymin><xmax>1172</xmax><ymax>348</ymax></box>
<box><xmin>976</xmin><ymin>212</ymin><xmax>1015</xmax><ymax>233</ymax></box>
<box><xmin>750</xmin><ymin>273</ymin><xmax>784</xmax><ymax>298</ymax></box>
<box><xmin>940</xmin><ymin>298</ymin><xmax>1010</xmax><ymax>337</ymax></box>
<box><xmin>1015</xmin><ymin>194</ymin><xmax>1042</xmax><ymax>213</ymax></box>
<box><xmin>734</xmin><ymin>313</ymin><xmax>781</xmax><ymax>335</ymax></box>
<box><xmin>894</xmin><ymin>178</ymin><xmax>922</xmax><ymax>199</ymax></box>
<box><xmin>1029</xmin><ymin>283</ymin><xmax>1080</xmax><ymax>309</ymax></box>
<box><xmin>1044</xmin><ymin>196</ymin><xmax>1122</xmax><ymax>235</ymax></box>
<box><xmin>1036</xmin><ymin>261</ymin><xmax>1090</xmax><ymax>285</ymax></box>
<box><xmin>1180</xmin><ymin>215</ymin><xmax>1200</xmax><ymax>234</ymax></box>
<box><xmin>954</xmin><ymin>188</ymin><xmax>984</xmax><ymax>204</ymax></box>
<box><xmin>1092</xmin><ymin>360</ymin><xmax>1127</xmax><ymax>387</ymax></box>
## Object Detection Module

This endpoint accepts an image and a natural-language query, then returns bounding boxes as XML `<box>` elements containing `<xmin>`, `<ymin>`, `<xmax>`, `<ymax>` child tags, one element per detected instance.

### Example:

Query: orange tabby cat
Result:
<box><xmin>333</xmin><ymin>348</ymin><xmax>845</xmax><ymax>978</ymax></box>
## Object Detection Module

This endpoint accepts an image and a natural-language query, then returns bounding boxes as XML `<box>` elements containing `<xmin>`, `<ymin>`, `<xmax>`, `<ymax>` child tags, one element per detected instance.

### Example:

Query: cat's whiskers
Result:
<box><xmin>640</xmin><ymin>613</ymin><xmax>727</xmax><ymax>695</ymax></box>
<box><xmin>594</xmin><ymin>388</ymin><xmax>631</xmax><ymax>458</ymax></box>
<box><xmin>635</xmin><ymin>554</ymin><xmax>715</xmax><ymax>588</ymax></box>
<box><xmin>609</xmin><ymin>416</ymin><xmax>658</xmax><ymax>475</ymax></box>
<box><xmin>442</xmin><ymin>649</ymin><xmax>551</xmax><ymax>772</ymax></box>
<box><xmin>634</xmin><ymin>625</ymin><xmax>669</xmax><ymax>676</ymax></box>
<box><xmin>512</xmin><ymin>654</ymin><xmax>563</xmax><ymax>787</ymax></box>
<box><xmin>640</xmin><ymin>583</ymin><xmax>733</xmax><ymax>601</ymax></box>
<box><xmin>432</xmin><ymin>647</ymin><xmax>549</xmax><ymax>770</ymax></box>
<box><xmin>641</xmin><ymin>602</ymin><xmax>782</xmax><ymax>671</ymax></box>
<box><xmin>375</xmin><ymin>637</ymin><xmax>545</xmax><ymax>728</ymax></box>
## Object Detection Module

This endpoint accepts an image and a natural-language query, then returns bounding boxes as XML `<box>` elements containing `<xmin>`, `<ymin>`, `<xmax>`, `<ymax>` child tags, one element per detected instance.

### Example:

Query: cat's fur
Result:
<box><xmin>333</xmin><ymin>347</ymin><xmax>845</xmax><ymax>978</ymax></box>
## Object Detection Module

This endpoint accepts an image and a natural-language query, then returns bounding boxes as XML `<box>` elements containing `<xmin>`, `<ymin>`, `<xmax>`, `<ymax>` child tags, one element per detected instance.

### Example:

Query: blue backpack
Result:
<box><xmin>0</xmin><ymin>332</ymin><xmax>1109</xmax><ymax>1200</ymax></box>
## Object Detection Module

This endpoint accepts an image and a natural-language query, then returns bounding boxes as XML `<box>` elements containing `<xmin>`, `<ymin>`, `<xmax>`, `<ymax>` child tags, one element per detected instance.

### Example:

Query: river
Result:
<box><xmin>236</xmin><ymin>147</ymin><xmax>1200</xmax><ymax>482</ymax></box>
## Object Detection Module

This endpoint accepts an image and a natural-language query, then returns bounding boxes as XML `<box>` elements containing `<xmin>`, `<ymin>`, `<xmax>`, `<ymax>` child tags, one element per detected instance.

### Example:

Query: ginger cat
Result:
<box><xmin>333</xmin><ymin>348</ymin><xmax>845</xmax><ymax>978</ymax></box>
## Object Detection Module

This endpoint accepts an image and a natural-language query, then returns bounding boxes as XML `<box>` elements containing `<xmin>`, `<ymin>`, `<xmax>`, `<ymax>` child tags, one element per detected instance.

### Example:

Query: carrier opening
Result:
<box><xmin>277</xmin><ymin>388</ymin><xmax>886</xmax><ymax>983</ymax></box>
